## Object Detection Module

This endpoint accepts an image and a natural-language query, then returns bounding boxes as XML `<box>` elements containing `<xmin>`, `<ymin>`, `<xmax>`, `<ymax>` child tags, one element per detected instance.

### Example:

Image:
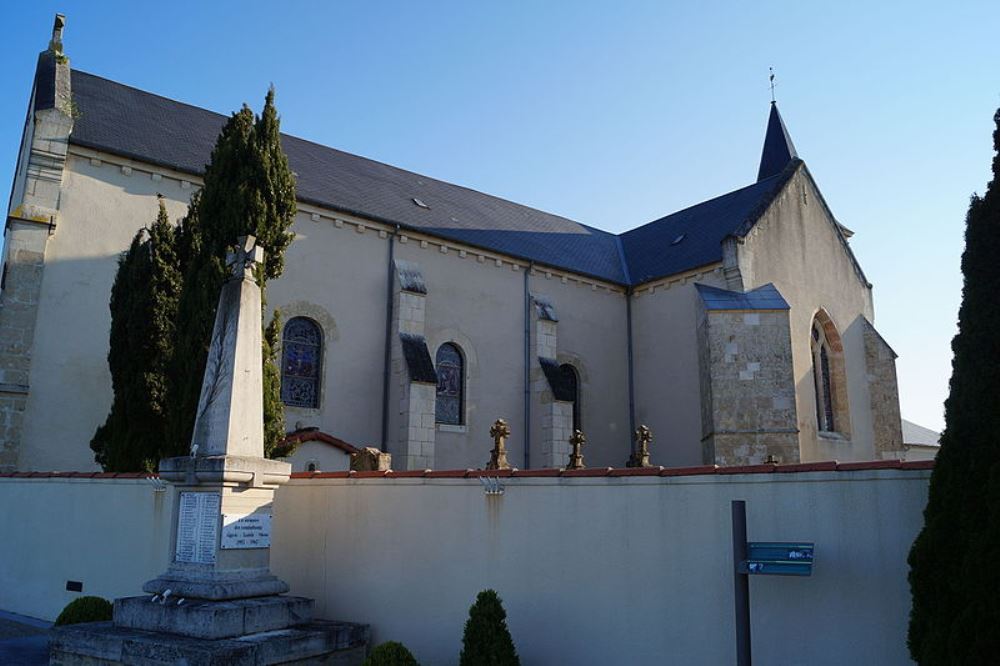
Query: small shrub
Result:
<box><xmin>364</xmin><ymin>641</ymin><xmax>419</xmax><ymax>666</ymax></box>
<box><xmin>54</xmin><ymin>596</ymin><xmax>113</xmax><ymax>626</ymax></box>
<box><xmin>460</xmin><ymin>589</ymin><xmax>519</xmax><ymax>666</ymax></box>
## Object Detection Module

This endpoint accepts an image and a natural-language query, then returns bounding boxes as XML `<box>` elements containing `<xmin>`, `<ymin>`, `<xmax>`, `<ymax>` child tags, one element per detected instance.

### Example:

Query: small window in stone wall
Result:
<box><xmin>281</xmin><ymin>317</ymin><xmax>322</xmax><ymax>409</ymax></box>
<box><xmin>435</xmin><ymin>343</ymin><xmax>464</xmax><ymax>425</ymax></box>
<box><xmin>559</xmin><ymin>363</ymin><xmax>581</xmax><ymax>432</ymax></box>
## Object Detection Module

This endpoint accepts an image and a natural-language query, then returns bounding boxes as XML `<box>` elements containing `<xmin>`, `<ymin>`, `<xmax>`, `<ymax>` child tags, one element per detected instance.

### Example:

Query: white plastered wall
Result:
<box><xmin>0</xmin><ymin>469</ymin><xmax>930</xmax><ymax>666</ymax></box>
<box><xmin>631</xmin><ymin>267</ymin><xmax>729</xmax><ymax>467</ymax></box>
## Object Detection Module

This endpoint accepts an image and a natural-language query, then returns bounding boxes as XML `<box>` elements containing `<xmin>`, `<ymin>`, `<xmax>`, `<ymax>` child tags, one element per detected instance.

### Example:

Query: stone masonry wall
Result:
<box><xmin>699</xmin><ymin>309</ymin><xmax>799</xmax><ymax>465</ymax></box>
<box><xmin>388</xmin><ymin>261</ymin><xmax>436</xmax><ymax>469</ymax></box>
<box><xmin>531</xmin><ymin>294</ymin><xmax>573</xmax><ymax>468</ymax></box>
<box><xmin>863</xmin><ymin>318</ymin><xmax>904</xmax><ymax>460</ymax></box>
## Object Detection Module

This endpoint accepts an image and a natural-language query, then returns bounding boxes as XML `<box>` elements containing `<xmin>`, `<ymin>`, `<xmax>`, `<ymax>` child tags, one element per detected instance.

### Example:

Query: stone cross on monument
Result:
<box><xmin>50</xmin><ymin>236</ymin><xmax>369</xmax><ymax>663</ymax></box>
<box><xmin>627</xmin><ymin>424</ymin><xmax>653</xmax><ymax>468</ymax></box>
<box><xmin>486</xmin><ymin>418</ymin><xmax>511</xmax><ymax>470</ymax></box>
<box><xmin>567</xmin><ymin>429</ymin><xmax>586</xmax><ymax>470</ymax></box>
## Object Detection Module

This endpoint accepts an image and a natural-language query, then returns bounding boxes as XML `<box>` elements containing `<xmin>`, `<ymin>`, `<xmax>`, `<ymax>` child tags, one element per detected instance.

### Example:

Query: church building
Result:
<box><xmin>0</xmin><ymin>17</ymin><xmax>903</xmax><ymax>473</ymax></box>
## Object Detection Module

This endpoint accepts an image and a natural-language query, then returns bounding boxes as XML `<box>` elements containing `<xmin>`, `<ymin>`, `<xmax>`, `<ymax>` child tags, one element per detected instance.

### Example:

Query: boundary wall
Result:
<box><xmin>0</xmin><ymin>461</ymin><xmax>932</xmax><ymax>665</ymax></box>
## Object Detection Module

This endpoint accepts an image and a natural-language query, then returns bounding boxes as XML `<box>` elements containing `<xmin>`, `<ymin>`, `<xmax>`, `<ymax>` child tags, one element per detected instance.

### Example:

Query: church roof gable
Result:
<box><xmin>67</xmin><ymin>70</ymin><xmax>808</xmax><ymax>287</ymax></box>
<box><xmin>620</xmin><ymin>164</ymin><xmax>797</xmax><ymax>285</ymax></box>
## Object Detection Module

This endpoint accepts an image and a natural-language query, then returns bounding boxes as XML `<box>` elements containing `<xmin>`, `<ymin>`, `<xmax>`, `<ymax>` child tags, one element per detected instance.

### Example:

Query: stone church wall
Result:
<box><xmin>697</xmin><ymin>308</ymin><xmax>799</xmax><ymax>465</ymax></box>
<box><xmin>0</xmin><ymin>464</ymin><xmax>932</xmax><ymax>665</ymax></box>
<box><xmin>735</xmin><ymin>168</ymin><xmax>883</xmax><ymax>463</ymax></box>
<box><xmin>8</xmin><ymin>144</ymin><xmax>633</xmax><ymax>472</ymax></box>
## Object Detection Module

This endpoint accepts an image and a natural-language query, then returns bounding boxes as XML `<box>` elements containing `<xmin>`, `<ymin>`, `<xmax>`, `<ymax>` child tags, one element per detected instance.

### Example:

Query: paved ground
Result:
<box><xmin>0</xmin><ymin>611</ymin><xmax>51</xmax><ymax>665</ymax></box>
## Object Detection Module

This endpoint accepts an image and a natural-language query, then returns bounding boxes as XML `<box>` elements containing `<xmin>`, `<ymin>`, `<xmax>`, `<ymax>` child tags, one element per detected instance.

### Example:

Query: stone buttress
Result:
<box><xmin>531</xmin><ymin>294</ymin><xmax>574</xmax><ymax>468</ymax></box>
<box><xmin>0</xmin><ymin>16</ymin><xmax>73</xmax><ymax>471</ymax></box>
<box><xmin>696</xmin><ymin>283</ymin><xmax>800</xmax><ymax>465</ymax></box>
<box><xmin>387</xmin><ymin>260</ymin><xmax>437</xmax><ymax>470</ymax></box>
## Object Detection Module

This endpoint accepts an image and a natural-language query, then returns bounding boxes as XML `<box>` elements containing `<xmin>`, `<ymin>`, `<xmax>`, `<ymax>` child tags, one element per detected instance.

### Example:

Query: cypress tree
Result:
<box><xmin>459</xmin><ymin>589</ymin><xmax>519</xmax><ymax>666</ymax></box>
<box><xmin>908</xmin><ymin>108</ymin><xmax>1000</xmax><ymax>663</ymax></box>
<box><xmin>169</xmin><ymin>88</ymin><xmax>296</xmax><ymax>458</ymax></box>
<box><xmin>91</xmin><ymin>199</ymin><xmax>182</xmax><ymax>471</ymax></box>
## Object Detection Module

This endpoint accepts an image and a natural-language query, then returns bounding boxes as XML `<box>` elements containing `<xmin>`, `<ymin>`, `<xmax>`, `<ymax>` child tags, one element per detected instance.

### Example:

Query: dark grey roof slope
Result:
<box><xmin>695</xmin><ymin>282</ymin><xmax>789</xmax><ymax>311</ymax></box>
<box><xmin>619</xmin><ymin>163</ymin><xmax>798</xmax><ymax>284</ymax></box>
<box><xmin>70</xmin><ymin>71</ymin><xmax>627</xmax><ymax>283</ymax></box>
<box><xmin>757</xmin><ymin>103</ymin><xmax>798</xmax><ymax>181</ymax></box>
<box><xmin>68</xmin><ymin>70</ymin><xmax>799</xmax><ymax>287</ymax></box>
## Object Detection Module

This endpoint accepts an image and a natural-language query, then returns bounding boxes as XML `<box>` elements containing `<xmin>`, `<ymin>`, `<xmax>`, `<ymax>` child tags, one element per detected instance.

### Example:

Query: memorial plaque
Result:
<box><xmin>175</xmin><ymin>492</ymin><xmax>221</xmax><ymax>564</ymax></box>
<box><xmin>221</xmin><ymin>512</ymin><xmax>272</xmax><ymax>549</ymax></box>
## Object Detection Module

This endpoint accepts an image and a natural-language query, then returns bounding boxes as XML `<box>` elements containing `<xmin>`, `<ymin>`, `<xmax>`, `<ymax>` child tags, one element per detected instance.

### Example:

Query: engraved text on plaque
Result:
<box><xmin>221</xmin><ymin>513</ymin><xmax>272</xmax><ymax>549</ymax></box>
<box><xmin>175</xmin><ymin>492</ymin><xmax>221</xmax><ymax>564</ymax></box>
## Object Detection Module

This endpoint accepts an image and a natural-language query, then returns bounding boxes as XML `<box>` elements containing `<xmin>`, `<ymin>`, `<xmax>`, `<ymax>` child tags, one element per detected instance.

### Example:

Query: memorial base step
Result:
<box><xmin>114</xmin><ymin>595</ymin><xmax>313</xmax><ymax>640</ymax></box>
<box><xmin>50</xmin><ymin>618</ymin><xmax>369</xmax><ymax>665</ymax></box>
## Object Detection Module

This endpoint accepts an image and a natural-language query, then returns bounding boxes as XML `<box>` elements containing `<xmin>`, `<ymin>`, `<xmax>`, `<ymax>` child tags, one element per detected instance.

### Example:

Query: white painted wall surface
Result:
<box><xmin>0</xmin><ymin>478</ymin><xmax>173</xmax><ymax>620</ymax></box>
<box><xmin>0</xmin><ymin>470</ymin><xmax>927</xmax><ymax>664</ymax></box>
<box><xmin>631</xmin><ymin>269</ymin><xmax>728</xmax><ymax>467</ymax></box>
<box><xmin>283</xmin><ymin>441</ymin><xmax>352</xmax><ymax>473</ymax></box>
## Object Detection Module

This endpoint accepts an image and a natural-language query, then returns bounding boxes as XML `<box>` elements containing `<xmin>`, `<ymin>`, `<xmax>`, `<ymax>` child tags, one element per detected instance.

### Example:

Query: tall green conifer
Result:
<box><xmin>908</xmin><ymin>109</ymin><xmax>1000</xmax><ymax>663</ymax></box>
<box><xmin>169</xmin><ymin>88</ymin><xmax>296</xmax><ymax>457</ymax></box>
<box><xmin>91</xmin><ymin>199</ymin><xmax>182</xmax><ymax>471</ymax></box>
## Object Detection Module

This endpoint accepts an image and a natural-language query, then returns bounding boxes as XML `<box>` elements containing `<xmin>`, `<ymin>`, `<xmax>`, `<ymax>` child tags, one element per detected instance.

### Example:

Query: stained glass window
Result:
<box><xmin>435</xmin><ymin>343</ymin><xmax>464</xmax><ymax>425</ymax></box>
<box><xmin>820</xmin><ymin>346</ymin><xmax>835</xmax><ymax>431</ymax></box>
<box><xmin>560</xmin><ymin>363</ymin><xmax>580</xmax><ymax>432</ymax></box>
<box><xmin>281</xmin><ymin>317</ymin><xmax>322</xmax><ymax>408</ymax></box>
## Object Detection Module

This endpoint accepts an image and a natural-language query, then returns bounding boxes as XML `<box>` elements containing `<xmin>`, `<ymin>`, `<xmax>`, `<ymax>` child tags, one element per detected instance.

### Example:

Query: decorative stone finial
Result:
<box><xmin>486</xmin><ymin>419</ymin><xmax>511</xmax><ymax>470</ymax></box>
<box><xmin>627</xmin><ymin>425</ymin><xmax>653</xmax><ymax>468</ymax></box>
<box><xmin>226</xmin><ymin>235</ymin><xmax>265</xmax><ymax>281</ymax></box>
<box><xmin>567</xmin><ymin>430</ymin><xmax>586</xmax><ymax>470</ymax></box>
<box><xmin>50</xmin><ymin>14</ymin><xmax>66</xmax><ymax>54</ymax></box>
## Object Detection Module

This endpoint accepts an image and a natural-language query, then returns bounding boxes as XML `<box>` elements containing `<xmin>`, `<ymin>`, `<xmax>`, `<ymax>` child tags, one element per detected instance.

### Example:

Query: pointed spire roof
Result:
<box><xmin>756</xmin><ymin>102</ymin><xmax>798</xmax><ymax>181</ymax></box>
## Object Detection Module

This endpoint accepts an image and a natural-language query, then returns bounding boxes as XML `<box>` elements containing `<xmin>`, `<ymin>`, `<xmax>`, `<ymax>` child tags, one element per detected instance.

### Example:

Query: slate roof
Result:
<box><xmin>757</xmin><ymin>103</ymin><xmax>798</xmax><ymax>182</ymax></box>
<box><xmin>694</xmin><ymin>283</ymin><xmax>790</xmax><ymax>311</ymax></box>
<box><xmin>67</xmin><ymin>69</ymin><xmax>801</xmax><ymax>287</ymax></box>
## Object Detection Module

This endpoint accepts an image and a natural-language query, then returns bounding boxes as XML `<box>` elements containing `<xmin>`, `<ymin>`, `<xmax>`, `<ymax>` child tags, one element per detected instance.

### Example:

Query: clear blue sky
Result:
<box><xmin>3</xmin><ymin>1</ymin><xmax>998</xmax><ymax>432</ymax></box>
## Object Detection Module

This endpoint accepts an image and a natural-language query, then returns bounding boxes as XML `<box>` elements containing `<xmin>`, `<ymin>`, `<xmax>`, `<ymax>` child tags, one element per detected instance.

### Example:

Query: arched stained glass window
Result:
<box><xmin>281</xmin><ymin>317</ymin><xmax>322</xmax><ymax>408</ymax></box>
<box><xmin>435</xmin><ymin>343</ymin><xmax>464</xmax><ymax>425</ymax></box>
<box><xmin>811</xmin><ymin>312</ymin><xmax>848</xmax><ymax>435</ymax></box>
<box><xmin>559</xmin><ymin>363</ymin><xmax>580</xmax><ymax>432</ymax></box>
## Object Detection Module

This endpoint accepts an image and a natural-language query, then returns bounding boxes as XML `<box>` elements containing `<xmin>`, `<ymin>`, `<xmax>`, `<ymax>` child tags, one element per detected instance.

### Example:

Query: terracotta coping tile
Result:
<box><xmin>560</xmin><ymin>468</ymin><xmax>613</xmax><ymax>478</ymax></box>
<box><xmin>718</xmin><ymin>464</ymin><xmax>777</xmax><ymax>475</ymax></box>
<box><xmin>900</xmin><ymin>460</ymin><xmax>935</xmax><ymax>470</ymax></box>
<box><xmin>511</xmin><ymin>468</ymin><xmax>563</xmax><ymax>477</ymax></box>
<box><xmin>774</xmin><ymin>461</ymin><xmax>839</xmax><ymax>473</ymax></box>
<box><xmin>608</xmin><ymin>467</ymin><xmax>665</xmax><ymax>477</ymax></box>
<box><xmin>836</xmin><ymin>460</ymin><xmax>902</xmax><ymax>471</ymax></box>
<box><xmin>386</xmin><ymin>470</ymin><xmax>430</xmax><ymax>478</ymax></box>
<box><xmin>660</xmin><ymin>465</ymin><xmax>719</xmax><ymax>477</ymax></box>
<box><xmin>351</xmin><ymin>471</ymin><xmax>391</xmax><ymax>479</ymax></box>
<box><xmin>425</xmin><ymin>470</ymin><xmax>472</xmax><ymax>478</ymax></box>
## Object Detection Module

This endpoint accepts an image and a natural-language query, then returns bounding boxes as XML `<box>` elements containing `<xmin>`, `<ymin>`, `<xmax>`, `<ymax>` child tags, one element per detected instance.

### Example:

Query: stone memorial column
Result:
<box><xmin>51</xmin><ymin>236</ymin><xmax>369</xmax><ymax>664</ymax></box>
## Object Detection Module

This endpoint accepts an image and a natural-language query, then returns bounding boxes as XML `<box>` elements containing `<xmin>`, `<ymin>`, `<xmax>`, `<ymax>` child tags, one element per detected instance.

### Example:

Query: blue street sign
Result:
<box><xmin>739</xmin><ymin>542</ymin><xmax>814</xmax><ymax>576</ymax></box>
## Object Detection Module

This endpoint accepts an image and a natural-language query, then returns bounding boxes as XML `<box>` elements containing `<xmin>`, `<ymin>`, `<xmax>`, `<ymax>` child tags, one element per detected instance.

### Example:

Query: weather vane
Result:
<box><xmin>769</xmin><ymin>66</ymin><xmax>777</xmax><ymax>104</ymax></box>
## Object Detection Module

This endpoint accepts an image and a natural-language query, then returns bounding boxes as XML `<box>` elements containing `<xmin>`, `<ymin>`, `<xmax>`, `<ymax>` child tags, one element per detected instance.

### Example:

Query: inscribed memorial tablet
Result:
<box><xmin>221</xmin><ymin>513</ymin><xmax>272</xmax><ymax>549</ymax></box>
<box><xmin>175</xmin><ymin>492</ymin><xmax>220</xmax><ymax>564</ymax></box>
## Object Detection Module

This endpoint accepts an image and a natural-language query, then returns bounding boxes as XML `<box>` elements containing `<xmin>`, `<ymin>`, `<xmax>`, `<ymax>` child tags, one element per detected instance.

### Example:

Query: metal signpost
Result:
<box><xmin>731</xmin><ymin>500</ymin><xmax>815</xmax><ymax>665</ymax></box>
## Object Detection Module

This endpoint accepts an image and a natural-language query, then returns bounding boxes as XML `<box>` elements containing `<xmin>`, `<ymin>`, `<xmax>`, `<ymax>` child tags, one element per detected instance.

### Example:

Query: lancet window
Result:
<box><xmin>435</xmin><ymin>343</ymin><xmax>464</xmax><ymax>425</ymax></box>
